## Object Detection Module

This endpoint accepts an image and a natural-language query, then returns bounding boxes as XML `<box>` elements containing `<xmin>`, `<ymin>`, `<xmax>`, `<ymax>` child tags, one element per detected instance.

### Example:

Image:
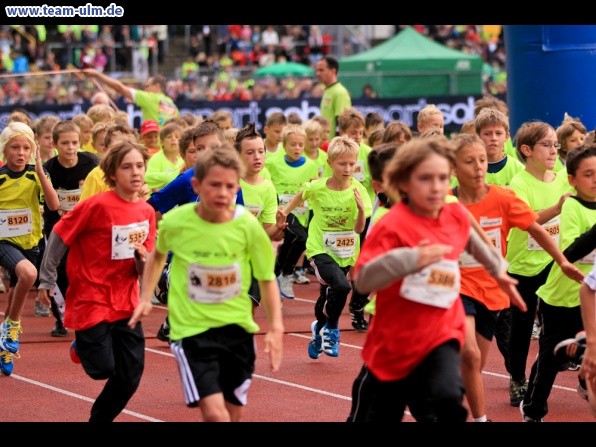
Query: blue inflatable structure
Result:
<box><xmin>504</xmin><ymin>25</ymin><xmax>596</xmax><ymax>137</ymax></box>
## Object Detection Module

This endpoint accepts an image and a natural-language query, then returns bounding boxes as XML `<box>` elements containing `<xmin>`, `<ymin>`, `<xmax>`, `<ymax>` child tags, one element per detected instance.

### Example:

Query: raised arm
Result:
<box><xmin>35</xmin><ymin>147</ymin><xmax>59</xmax><ymax>211</ymax></box>
<box><xmin>83</xmin><ymin>68</ymin><xmax>133</xmax><ymax>102</ymax></box>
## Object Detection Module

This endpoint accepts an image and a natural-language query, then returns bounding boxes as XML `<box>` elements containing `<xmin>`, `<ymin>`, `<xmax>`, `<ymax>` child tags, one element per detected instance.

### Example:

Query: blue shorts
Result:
<box><xmin>461</xmin><ymin>294</ymin><xmax>499</xmax><ymax>341</ymax></box>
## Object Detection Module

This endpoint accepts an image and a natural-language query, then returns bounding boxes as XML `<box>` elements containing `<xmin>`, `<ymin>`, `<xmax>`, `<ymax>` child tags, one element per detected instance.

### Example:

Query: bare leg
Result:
<box><xmin>6</xmin><ymin>259</ymin><xmax>37</xmax><ymax>321</ymax></box>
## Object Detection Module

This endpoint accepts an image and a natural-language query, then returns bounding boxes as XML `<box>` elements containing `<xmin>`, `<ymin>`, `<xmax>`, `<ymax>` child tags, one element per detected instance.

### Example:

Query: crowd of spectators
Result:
<box><xmin>0</xmin><ymin>25</ymin><xmax>506</xmax><ymax>106</ymax></box>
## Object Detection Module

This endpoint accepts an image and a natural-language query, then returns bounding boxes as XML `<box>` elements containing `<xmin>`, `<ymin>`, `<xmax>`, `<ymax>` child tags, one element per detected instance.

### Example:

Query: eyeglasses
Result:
<box><xmin>536</xmin><ymin>141</ymin><xmax>561</xmax><ymax>150</ymax></box>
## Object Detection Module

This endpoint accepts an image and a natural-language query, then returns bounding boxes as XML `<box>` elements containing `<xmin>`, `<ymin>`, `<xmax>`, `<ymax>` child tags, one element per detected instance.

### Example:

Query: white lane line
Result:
<box><xmin>9</xmin><ymin>374</ymin><xmax>163</xmax><ymax>422</ymax></box>
<box><xmin>6</xmin><ymin>330</ymin><xmax>579</xmax><ymax>421</ymax></box>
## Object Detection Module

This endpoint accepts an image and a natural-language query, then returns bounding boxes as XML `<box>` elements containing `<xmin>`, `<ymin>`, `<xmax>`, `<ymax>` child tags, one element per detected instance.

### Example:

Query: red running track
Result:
<box><xmin>1</xmin><ymin>275</ymin><xmax>594</xmax><ymax>429</ymax></box>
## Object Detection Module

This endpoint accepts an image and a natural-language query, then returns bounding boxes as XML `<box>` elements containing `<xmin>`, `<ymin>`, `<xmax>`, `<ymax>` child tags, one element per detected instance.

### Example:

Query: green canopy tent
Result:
<box><xmin>254</xmin><ymin>61</ymin><xmax>315</xmax><ymax>78</ymax></box>
<box><xmin>339</xmin><ymin>26</ymin><xmax>483</xmax><ymax>98</ymax></box>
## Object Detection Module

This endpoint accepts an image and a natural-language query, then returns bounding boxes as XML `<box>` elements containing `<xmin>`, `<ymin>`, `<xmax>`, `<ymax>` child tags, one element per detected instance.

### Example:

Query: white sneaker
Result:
<box><xmin>293</xmin><ymin>268</ymin><xmax>310</xmax><ymax>284</ymax></box>
<box><xmin>278</xmin><ymin>274</ymin><xmax>295</xmax><ymax>299</ymax></box>
<box><xmin>519</xmin><ymin>400</ymin><xmax>543</xmax><ymax>422</ymax></box>
<box><xmin>34</xmin><ymin>299</ymin><xmax>51</xmax><ymax>317</ymax></box>
<box><xmin>531</xmin><ymin>320</ymin><xmax>541</xmax><ymax>340</ymax></box>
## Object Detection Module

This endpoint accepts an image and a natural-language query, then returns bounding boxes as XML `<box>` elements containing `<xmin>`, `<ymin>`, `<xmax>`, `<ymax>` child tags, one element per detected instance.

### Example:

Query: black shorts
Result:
<box><xmin>461</xmin><ymin>294</ymin><xmax>499</xmax><ymax>341</ymax></box>
<box><xmin>170</xmin><ymin>324</ymin><xmax>256</xmax><ymax>407</ymax></box>
<box><xmin>0</xmin><ymin>241</ymin><xmax>40</xmax><ymax>287</ymax></box>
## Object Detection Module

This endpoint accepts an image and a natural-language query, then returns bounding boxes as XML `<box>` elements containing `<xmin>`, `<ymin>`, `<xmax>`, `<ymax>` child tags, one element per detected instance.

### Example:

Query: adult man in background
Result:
<box><xmin>315</xmin><ymin>56</ymin><xmax>352</xmax><ymax>139</ymax></box>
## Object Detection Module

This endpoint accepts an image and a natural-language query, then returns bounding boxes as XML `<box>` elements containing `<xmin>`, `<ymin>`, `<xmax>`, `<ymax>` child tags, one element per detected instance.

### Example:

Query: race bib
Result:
<box><xmin>579</xmin><ymin>249</ymin><xmax>596</xmax><ymax>265</ymax></box>
<box><xmin>245</xmin><ymin>204</ymin><xmax>262</xmax><ymax>218</ymax></box>
<box><xmin>400</xmin><ymin>259</ymin><xmax>460</xmax><ymax>309</ymax></box>
<box><xmin>459</xmin><ymin>228</ymin><xmax>501</xmax><ymax>268</ymax></box>
<box><xmin>0</xmin><ymin>208</ymin><xmax>32</xmax><ymax>237</ymax></box>
<box><xmin>528</xmin><ymin>216</ymin><xmax>560</xmax><ymax>250</ymax></box>
<box><xmin>352</xmin><ymin>160</ymin><xmax>365</xmax><ymax>182</ymax></box>
<box><xmin>279</xmin><ymin>193</ymin><xmax>307</xmax><ymax>215</ymax></box>
<box><xmin>187</xmin><ymin>262</ymin><xmax>241</xmax><ymax>303</ymax></box>
<box><xmin>323</xmin><ymin>230</ymin><xmax>357</xmax><ymax>258</ymax></box>
<box><xmin>317</xmin><ymin>165</ymin><xmax>325</xmax><ymax>179</ymax></box>
<box><xmin>111</xmin><ymin>220</ymin><xmax>150</xmax><ymax>260</ymax></box>
<box><xmin>57</xmin><ymin>187</ymin><xmax>82</xmax><ymax>211</ymax></box>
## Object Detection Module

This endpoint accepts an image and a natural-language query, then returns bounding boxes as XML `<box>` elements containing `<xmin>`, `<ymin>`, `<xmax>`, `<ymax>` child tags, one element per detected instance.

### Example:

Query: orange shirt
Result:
<box><xmin>456</xmin><ymin>185</ymin><xmax>537</xmax><ymax>310</ymax></box>
<box><xmin>146</xmin><ymin>146</ymin><xmax>160</xmax><ymax>157</ymax></box>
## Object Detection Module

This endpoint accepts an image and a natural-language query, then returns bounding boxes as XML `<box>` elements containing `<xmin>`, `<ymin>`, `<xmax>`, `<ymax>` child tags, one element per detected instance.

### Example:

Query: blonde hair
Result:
<box><xmin>0</xmin><ymin>121</ymin><xmax>36</xmax><ymax>156</ymax></box>
<box><xmin>209</xmin><ymin>109</ymin><xmax>233</xmax><ymax>128</ymax></box>
<box><xmin>459</xmin><ymin>119</ymin><xmax>476</xmax><ymax>135</ymax></box>
<box><xmin>33</xmin><ymin>115</ymin><xmax>60</xmax><ymax>137</ymax></box>
<box><xmin>91</xmin><ymin>121</ymin><xmax>111</xmax><ymax>146</ymax></box>
<box><xmin>114</xmin><ymin>110</ymin><xmax>131</xmax><ymax>128</ymax></box>
<box><xmin>474</xmin><ymin>107</ymin><xmax>510</xmax><ymax>134</ymax></box>
<box><xmin>303</xmin><ymin>119</ymin><xmax>323</xmax><ymax>138</ymax></box>
<box><xmin>224</xmin><ymin>127</ymin><xmax>239</xmax><ymax>145</ymax></box>
<box><xmin>282</xmin><ymin>124</ymin><xmax>306</xmax><ymax>146</ymax></box>
<box><xmin>417</xmin><ymin>104</ymin><xmax>443</xmax><ymax>126</ymax></box>
<box><xmin>327</xmin><ymin>135</ymin><xmax>359</xmax><ymax>161</ymax></box>
<box><xmin>72</xmin><ymin>113</ymin><xmax>94</xmax><ymax>130</ymax></box>
<box><xmin>87</xmin><ymin>104</ymin><xmax>116</xmax><ymax>124</ymax></box>
<box><xmin>474</xmin><ymin>94</ymin><xmax>508</xmax><ymax>117</ymax></box>
<box><xmin>8</xmin><ymin>110</ymin><xmax>32</xmax><ymax>127</ymax></box>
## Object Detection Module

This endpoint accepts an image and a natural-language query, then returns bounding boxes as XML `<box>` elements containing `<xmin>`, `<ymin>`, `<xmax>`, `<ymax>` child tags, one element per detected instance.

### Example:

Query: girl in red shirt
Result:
<box><xmin>38</xmin><ymin>138</ymin><xmax>156</xmax><ymax>422</ymax></box>
<box><xmin>351</xmin><ymin>136</ymin><xmax>523</xmax><ymax>422</ymax></box>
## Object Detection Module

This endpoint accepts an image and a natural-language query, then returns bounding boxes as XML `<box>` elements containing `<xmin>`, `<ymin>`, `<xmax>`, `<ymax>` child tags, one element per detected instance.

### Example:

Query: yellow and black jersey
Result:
<box><xmin>0</xmin><ymin>164</ymin><xmax>48</xmax><ymax>249</ymax></box>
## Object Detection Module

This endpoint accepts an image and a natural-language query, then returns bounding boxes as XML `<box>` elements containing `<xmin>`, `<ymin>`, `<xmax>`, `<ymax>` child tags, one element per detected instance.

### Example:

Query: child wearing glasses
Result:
<box><xmin>521</xmin><ymin>144</ymin><xmax>596</xmax><ymax>421</ymax></box>
<box><xmin>505</xmin><ymin>120</ymin><xmax>581</xmax><ymax>408</ymax></box>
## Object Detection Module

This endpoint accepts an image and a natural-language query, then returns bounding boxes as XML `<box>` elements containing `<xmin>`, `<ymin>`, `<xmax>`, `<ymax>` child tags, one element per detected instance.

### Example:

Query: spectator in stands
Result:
<box><xmin>361</xmin><ymin>84</ymin><xmax>378</xmax><ymax>99</ymax></box>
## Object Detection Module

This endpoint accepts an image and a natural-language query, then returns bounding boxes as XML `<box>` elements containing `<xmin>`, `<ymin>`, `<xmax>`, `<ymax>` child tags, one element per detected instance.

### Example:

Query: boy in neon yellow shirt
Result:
<box><xmin>283</xmin><ymin>135</ymin><xmax>372</xmax><ymax>358</ymax></box>
<box><xmin>135</xmin><ymin>144</ymin><xmax>283</xmax><ymax>422</ymax></box>
<box><xmin>266</xmin><ymin>124</ymin><xmax>318</xmax><ymax>299</ymax></box>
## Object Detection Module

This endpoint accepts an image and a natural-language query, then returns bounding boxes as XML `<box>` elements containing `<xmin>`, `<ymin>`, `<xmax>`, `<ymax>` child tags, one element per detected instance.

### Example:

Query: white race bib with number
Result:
<box><xmin>0</xmin><ymin>208</ymin><xmax>32</xmax><ymax>237</ymax></box>
<box><xmin>57</xmin><ymin>187</ymin><xmax>82</xmax><ymax>211</ymax></box>
<box><xmin>323</xmin><ymin>230</ymin><xmax>357</xmax><ymax>258</ymax></box>
<box><xmin>459</xmin><ymin>228</ymin><xmax>501</xmax><ymax>268</ymax></box>
<box><xmin>400</xmin><ymin>259</ymin><xmax>460</xmax><ymax>309</ymax></box>
<box><xmin>111</xmin><ymin>220</ymin><xmax>149</xmax><ymax>260</ymax></box>
<box><xmin>352</xmin><ymin>160</ymin><xmax>365</xmax><ymax>182</ymax></box>
<box><xmin>245</xmin><ymin>204</ymin><xmax>262</xmax><ymax>219</ymax></box>
<box><xmin>187</xmin><ymin>263</ymin><xmax>241</xmax><ymax>303</ymax></box>
<box><xmin>279</xmin><ymin>193</ymin><xmax>307</xmax><ymax>215</ymax></box>
<box><xmin>528</xmin><ymin>216</ymin><xmax>560</xmax><ymax>250</ymax></box>
<box><xmin>579</xmin><ymin>249</ymin><xmax>596</xmax><ymax>265</ymax></box>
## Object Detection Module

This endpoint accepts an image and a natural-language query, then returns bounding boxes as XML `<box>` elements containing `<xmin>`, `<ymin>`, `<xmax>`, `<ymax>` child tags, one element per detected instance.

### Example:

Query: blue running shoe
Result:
<box><xmin>70</xmin><ymin>339</ymin><xmax>81</xmax><ymax>364</ymax></box>
<box><xmin>0</xmin><ymin>319</ymin><xmax>21</xmax><ymax>354</ymax></box>
<box><xmin>322</xmin><ymin>327</ymin><xmax>340</xmax><ymax>357</ymax></box>
<box><xmin>308</xmin><ymin>321</ymin><xmax>323</xmax><ymax>359</ymax></box>
<box><xmin>0</xmin><ymin>350</ymin><xmax>14</xmax><ymax>376</ymax></box>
